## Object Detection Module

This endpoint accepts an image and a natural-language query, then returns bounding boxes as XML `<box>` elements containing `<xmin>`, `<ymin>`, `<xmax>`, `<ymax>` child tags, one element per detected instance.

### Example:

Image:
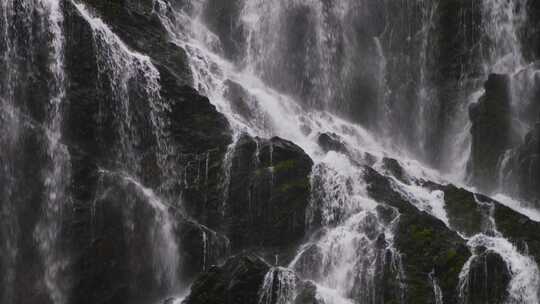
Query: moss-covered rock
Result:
<box><xmin>491</xmin><ymin>198</ymin><xmax>540</xmax><ymax>265</ymax></box>
<box><xmin>183</xmin><ymin>254</ymin><xmax>269</xmax><ymax>304</ymax></box>
<box><xmin>460</xmin><ymin>248</ymin><xmax>511</xmax><ymax>304</ymax></box>
<box><xmin>365</xmin><ymin>167</ymin><xmax>471</xmax><ymax>304</ymax></box>
<box><xmin>442</xmin><ymin>185</ymin><xmax>485</xmax><ymax>237</ymax></box>
<box><xmin>225</xmin><ymin>134</ymin><xmax>313</xmax><ymax>258</ymax></box>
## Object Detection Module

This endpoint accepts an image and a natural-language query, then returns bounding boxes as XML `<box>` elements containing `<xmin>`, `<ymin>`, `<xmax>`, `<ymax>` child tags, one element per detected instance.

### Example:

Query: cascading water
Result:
<box><xmin>33</xmin><ymin>1</ymin><xmax>71</xmax><ymax>303</ymax></box>
<box><xmin>72</xmin><ymin>1</ymin><xmax>182</xmax><ymax>290</ymax></box>
<box><xmin>1</xmin><ymin>0</ymin><xmax>71</xmax><ymax>303</ymax></box>
<box><xmin>155</xmin><ymin>0</ymin><xmax>540</xmax><ymax>303</ymax></box>
<box><xmin>2</xmin><ymin>0</ymin><xmax>540</xmax><ymax>303</ymax></box>
<box><xmin>258</xmin><ymin>267</ymin><xmax>297</xmax><ymax>304</ymax></box>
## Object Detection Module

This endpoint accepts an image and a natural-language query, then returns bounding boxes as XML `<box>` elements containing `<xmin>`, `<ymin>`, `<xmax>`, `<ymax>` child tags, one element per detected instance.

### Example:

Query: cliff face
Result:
<box><xmin>1</xmin><ymin>1</ymin><xmax>540</xmax><ymax>304</ymax></box>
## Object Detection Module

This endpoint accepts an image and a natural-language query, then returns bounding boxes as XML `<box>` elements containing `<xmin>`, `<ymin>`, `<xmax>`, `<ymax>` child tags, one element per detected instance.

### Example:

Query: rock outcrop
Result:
<box><xmin>224</xmin><ymin>134</ymin><xmax>313</xmax><ymax>258</ymax></box>
<box><xmin>365</xmin><ymin>167</ymin><xmax>471</xmax><ymax>304</ymax></box>
<box><xmin>469</xmin><ymin>74</ymin><xmax>515</xmax><ymax>192</ymax></box>
<box><xmin>183</xmin><ymin>254</ymin><xmax>269</xmax><ymax>304</ymax></box>
<box><xmin>460</xmin><ymin>249</ymin><xmax>511</xmax><ymax>304</ymax></box>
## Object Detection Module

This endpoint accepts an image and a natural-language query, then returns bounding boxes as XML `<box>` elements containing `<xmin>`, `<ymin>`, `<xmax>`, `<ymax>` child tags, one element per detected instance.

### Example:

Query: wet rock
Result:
<box><xmin>81</xmin><ymin>0</ymin><xmax>192</xmax><ymax>84</ymax></box>
<box><xmin>375</xmin><ymin>204</ymin><xmax>399</xmax><ymax>226</ymax></box>
<box><xmin>442</xmin><ymin>185</ymin><xmax>485</xmax><ymax>237</ymax></box>
<box><xmin>69</xmin><ymin>173</ymin><xmax>177</xmax><ymax>304</ymax></box>
<box><xmin>365</xmin><ymin>167</ymin><xmax>471</xmax><ymax>304</ymax></box>
<box><xmin>492</xmin><ymin>199</ymin><xmax>540</xmax><ymax>265</ymax></box>
<box><xmin>381</xmin><ymin>157</ymin><xmax>409</xmax><ymax>183</ymax></box>
<box><xmin>183</xmin><ymin>254</ymin><xmax>269</xmax><ymax>304</ymax></box>
<box><xmin>177</xmin><ymin>219</ymin><xmax>230</xmax><ymax>282</ymax></box>
<box><xmin>63</xmin><ymin>2</ymin><xmax>232</xmax><ymax>303</ymax></box>
<box><xmin>460</xmin><ymin>249</ymin><xmax>511</xmax><ymax>304</ymax></box>
<box><xmin>293</xmin><ymin>281</ymin><xmax>322</xmax><ymax>304</ymax></box>
<box><xmin>468</xmin><ymin>74</ymin><xmax>516</xmax><ymax>192</ymax></box>
<box><xmin>223</xmin><ymin>80</ymin><xmax>255</xmax><ymax>121</ymax></box>
<box><xmin>162</xmin><ymin>298</ymin><xmax>176</xmax><ymax>304</ymax></box>
<box><xmin>317</xmin><ymin>132</ymin><xmax>348</xmax><ymax>154</ymax></box>
<box><xmin>225</xmin><ymin>134</ymin><xmax>313</xmax><ymax>253</ymax></box>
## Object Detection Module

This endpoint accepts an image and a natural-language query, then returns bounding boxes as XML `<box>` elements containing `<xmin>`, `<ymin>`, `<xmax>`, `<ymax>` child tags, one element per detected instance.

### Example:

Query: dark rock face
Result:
<box><xmin>183</xmin><ymin>254</ymin><xmax>269</xmax><ymax>304</ymax></box>
<box><xmin>460</xmin><ymin>249</ymin><xmax>511</xmax><ymax>304</ymax></box>
<box><xmin>225</xmin><ymin>134</ymin><xmax>313</xmax><ymax>255</ymax></box>
<box><xmin>492</xmin><ymin>199</ymin><xmax>540</xmax><ymax>265</ymax></box>
<box><xmin>381</xmin><ymin>157</ymin><xmax>409</xmax><ymax>184</ymax></box>
<box><xmin>365</xmin><ymin>167</ymin><xmax>471</xmax><ymax>304</ymax></box>
<box><xmin>83</xmin><ymin>0</ymin><xmax>192</xmax><ymax>84</ymax></box>
<box><xmin>469</xmin><ymin>74</ymin><xmax>515</xmax><ymax>192</ymax></box>
<box><xmin>62</xmin><ymin>1</ymin><xmax>233</xmax><ymax>303</ymax></box>
<box><xmin>442</xmin><ymin>186</ymin><xmax>486</xmax><ymax>237</ymax></box>
<box><xmin>4</xmin><ymin>0</ymin><xmax>540</xmax><ymax>304</ymax></box>
<box><xmin>166</xmin><ymin>81</ymin><xmax>233</xmax><ymax>228</ymax></box>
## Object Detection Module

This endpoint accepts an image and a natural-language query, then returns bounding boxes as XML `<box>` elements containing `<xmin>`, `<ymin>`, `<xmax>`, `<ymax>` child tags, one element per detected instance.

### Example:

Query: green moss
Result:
<box><xmin>277</xmin><ymin>178</ymin><xmax>310</xmax><ymax>193</ymax></box>
<box><xmin>410</xmin><ymin>225</ymin><xmax>434</xmax><ymax>245</ymax></box>
<box><xmin>273</xmin><ymin>159</ymin><xmax>297</xmax><ymax>172</ymax></box>
<box><xmin>446</xmin><ymin>248</ymin><xmax>457</xmax><ymax>261</ymax></box>
<box><xmin>443</xmin><ymin>186</ymin><xmax>483</xmax><ymax>236</ymax></box>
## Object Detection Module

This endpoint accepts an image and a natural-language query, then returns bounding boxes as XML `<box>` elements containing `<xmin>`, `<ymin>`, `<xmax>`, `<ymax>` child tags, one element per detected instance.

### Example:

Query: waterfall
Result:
<box><xmin>429</xmin><ymin>270</ymin><xmax>444</xmax><ymax>304</ymax></box>
<box><xmin>258</xmin><ymin>267</ymin><xmax>297</xmax><ymax>304</ymax></box>
<box><xmin>1</xmin><ymin>0</ymin><xmax>540</xmax><ymax>303</ymax></box>
<box><xmin>480</xmin><ymin>0</ymin><xmax>527</xmax><ymax>75</ymax></box>
<box><xmin>71</xmin><ymin>1</ymin><xmax>183</xmax><ymax>290</ymax></box>
<box><xmin>457</xmin><ymin>197</ymin><xmax>540</xmax><ymax>304</ymax></box>
<box><xmin>72</xmin><ymin>1</ymin><xmax>164</xmax><ymax>171</ymax></box>
<box><xmin>459</xmin><ymin>234</ymin><xmax>540</xmax><ymax>304</ymax></box>
<box><xmin>34</xmin><ymin>1</ymin><xmax>71</xmax><ymax>304</ymax></box>
<box><xmin>0</xmin><ymin>1</ymin><xmax>22</xmax><ymax>301</ymax></box>
<box><xmin>153</xmin><ymin>1</ymin><xmax>540</xmax><ymax>303</ymax></box>
<box><xmin>1</xmin><ymin>0</ymin><xmax>70</xmax><ymax>303</ymax></box>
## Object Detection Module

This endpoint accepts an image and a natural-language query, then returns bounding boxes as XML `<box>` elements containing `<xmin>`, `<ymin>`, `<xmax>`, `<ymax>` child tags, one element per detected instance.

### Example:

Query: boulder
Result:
<box><xmin>183</xmin><ymin>254</ymin><xmax>269</xmax><ymax>304</ymax></box>
<box><xmin>225</xmin><ymin>134</ymin><xmax>313</xmax><ymax>256</ymax></box>
<box><xmin>460</xmin><ymin>249</ymin><xmax>511</xmax><ymax>304</ymax></box>
<box><xmin>317</xmin><ymin>132</ymin><xmax>348</xmax><ymax>154</ymax></box>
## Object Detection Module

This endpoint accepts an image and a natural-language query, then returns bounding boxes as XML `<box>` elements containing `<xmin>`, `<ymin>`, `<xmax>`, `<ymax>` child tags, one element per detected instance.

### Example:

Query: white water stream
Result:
<box><xmin>153</xmin><ymin>0</ymin><xmax>540</xmax><ymax>303</ymax></box>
